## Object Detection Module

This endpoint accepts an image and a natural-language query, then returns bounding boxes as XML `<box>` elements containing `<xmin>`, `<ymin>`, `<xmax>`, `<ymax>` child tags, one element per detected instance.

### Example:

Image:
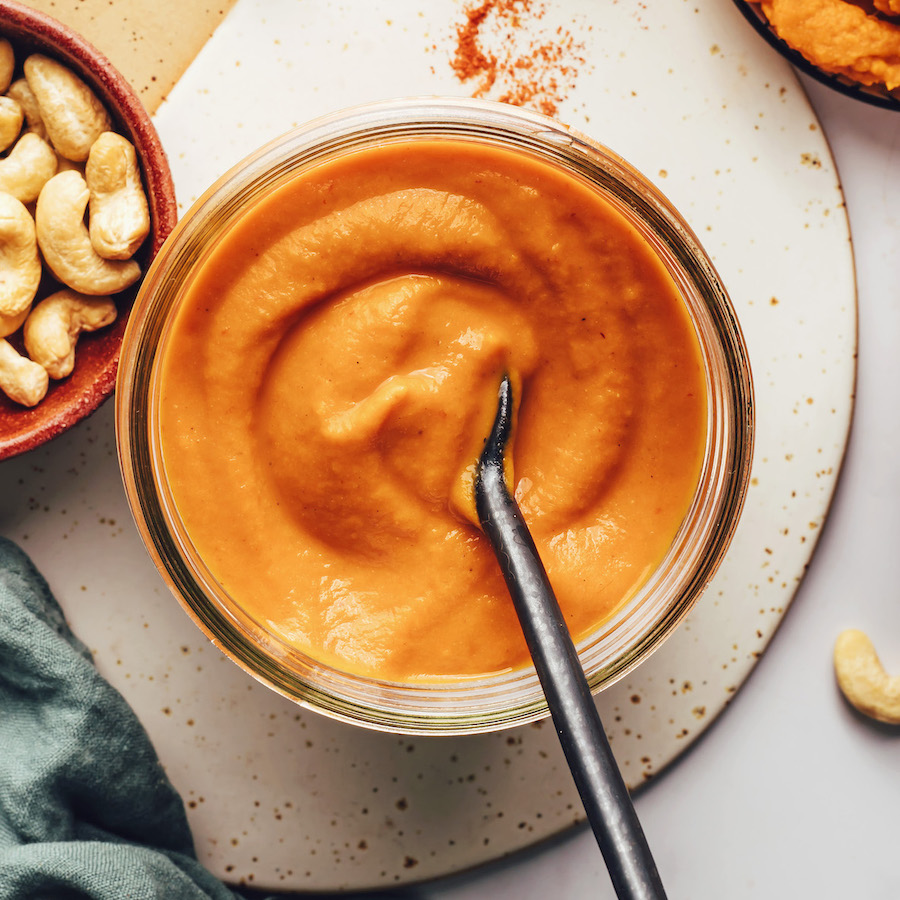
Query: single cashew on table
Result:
<box><xmin>834</xmin><ymin>629</ymin><xmax>900</xmax><ymax>725</ymax></box>
<box><xmin>0</xmin><ymin>33</ymin><xmax>150</xmax><ymax>408</ymax></box>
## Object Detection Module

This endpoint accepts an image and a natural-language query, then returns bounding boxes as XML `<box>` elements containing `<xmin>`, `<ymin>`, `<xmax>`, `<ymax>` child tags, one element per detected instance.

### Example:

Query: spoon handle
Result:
<box><xmin>476</xmin><ymin>459</ymin><xmax>667</xmax><ymax>900</ymax></box>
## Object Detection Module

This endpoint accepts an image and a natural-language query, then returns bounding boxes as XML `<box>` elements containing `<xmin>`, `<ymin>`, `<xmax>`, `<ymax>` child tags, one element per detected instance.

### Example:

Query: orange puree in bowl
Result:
<box><xmin>157</xmin><ymin>140</ymin><xmax>707</xmax><ymax>682</ymax></box>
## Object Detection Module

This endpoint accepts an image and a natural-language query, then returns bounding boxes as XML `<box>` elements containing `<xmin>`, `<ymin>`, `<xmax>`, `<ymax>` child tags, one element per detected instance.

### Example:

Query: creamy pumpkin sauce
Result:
<box><xmin>157</xmin><ymin>140</ymin><xmax>707</xmax><ymax>682</ymax></box>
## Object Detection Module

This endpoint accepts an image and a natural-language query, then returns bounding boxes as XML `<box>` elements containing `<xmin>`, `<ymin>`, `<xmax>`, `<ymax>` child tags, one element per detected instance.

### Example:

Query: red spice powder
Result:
<box><xmin>449</xmin><ymin>0</ymin><xmax>587</xmax><ymax>117</ymax></box>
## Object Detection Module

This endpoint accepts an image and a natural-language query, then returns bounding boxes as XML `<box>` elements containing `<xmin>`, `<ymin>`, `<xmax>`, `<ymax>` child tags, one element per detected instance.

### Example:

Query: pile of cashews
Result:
<box><xmin>0</xmin><ymin>36</ymin><xmax>149</xmax><ymax>408</ymax></box>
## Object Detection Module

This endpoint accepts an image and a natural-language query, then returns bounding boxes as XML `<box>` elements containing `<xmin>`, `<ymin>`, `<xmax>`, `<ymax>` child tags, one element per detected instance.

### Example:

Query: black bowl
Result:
<box><xmin>732</xmin><ymin>0</ymin><xmax>900</xmax><ymax>110</ymax></box>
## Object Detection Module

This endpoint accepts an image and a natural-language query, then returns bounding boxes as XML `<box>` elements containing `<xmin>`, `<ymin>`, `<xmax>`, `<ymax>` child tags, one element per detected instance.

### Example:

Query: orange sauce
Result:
<box><xmin>157</xmin><ymin>140</ymin><xmax>707</xmax><ymax>681</ymax></box>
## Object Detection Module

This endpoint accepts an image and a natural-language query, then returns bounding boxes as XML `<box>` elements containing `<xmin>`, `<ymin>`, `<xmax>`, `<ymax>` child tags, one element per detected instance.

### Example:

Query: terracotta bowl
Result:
<box><xmin>0</xmin><ymin>0</ymin><xmax>177</xmax><ymax>460</ymax></box>
<box><xmin>732</xmin><ymin>0</ymin><xmax>900</xmax><ymax>110</ymax></box>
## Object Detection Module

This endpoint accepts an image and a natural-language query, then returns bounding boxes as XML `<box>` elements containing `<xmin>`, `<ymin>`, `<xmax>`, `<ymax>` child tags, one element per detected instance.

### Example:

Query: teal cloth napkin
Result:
<box><xmin>0</xmin><ymin>536</ymin><xmax>408</xmax><ymax>900</ymax></box>
<box><xmin>0</xmin><ymin>532</ymin><xmax>418</xmax><ymax>900</ymax></box>
<box><xmin>0</xmin><ymin>535</ymin><xmax>241</xmax><ymax>899</ymax></box>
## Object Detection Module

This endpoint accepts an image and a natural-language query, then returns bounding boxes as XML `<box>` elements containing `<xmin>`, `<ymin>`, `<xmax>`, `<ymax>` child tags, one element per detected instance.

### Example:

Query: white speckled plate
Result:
<box><xmin>0</xmin><ymin>0</ymin><xmax>855</xmax><ymax>893</ymax></box>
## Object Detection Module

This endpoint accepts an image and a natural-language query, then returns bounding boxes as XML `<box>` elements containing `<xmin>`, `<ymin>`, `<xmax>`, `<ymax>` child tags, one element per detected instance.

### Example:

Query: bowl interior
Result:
<box><xmin>0</xmin><ymin>0</ymin><xmax>177</xmax><ymax>460</ymax></box>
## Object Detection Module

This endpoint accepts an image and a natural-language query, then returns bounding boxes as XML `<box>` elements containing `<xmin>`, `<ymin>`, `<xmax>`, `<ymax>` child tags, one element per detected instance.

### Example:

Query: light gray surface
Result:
<box><xmin>418</xmin><ymin>75</ymin><xmax>900</xmax><ymax>900</ymax></box>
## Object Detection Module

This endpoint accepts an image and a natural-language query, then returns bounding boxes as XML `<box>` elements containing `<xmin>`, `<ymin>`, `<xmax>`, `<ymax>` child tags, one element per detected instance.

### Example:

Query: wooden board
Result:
<box><xmin>22</xmin><ymin>0</ymin><xmax>239</xmax><ymax>111</ymax></box>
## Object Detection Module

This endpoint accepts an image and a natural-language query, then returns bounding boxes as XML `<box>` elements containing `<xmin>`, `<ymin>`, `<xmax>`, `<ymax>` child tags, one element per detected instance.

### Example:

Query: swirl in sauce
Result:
<box><xmin>158</xmin><ymin>141</ymin><xmax>706</xmax><ymax>681</ymax></box>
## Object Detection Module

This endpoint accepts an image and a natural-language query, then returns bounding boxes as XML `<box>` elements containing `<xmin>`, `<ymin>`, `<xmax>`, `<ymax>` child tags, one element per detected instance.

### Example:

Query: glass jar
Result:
<box><xmin>116</xmin><ymin>97</ymin><xmax>754</xmax><ymax>736</ymax></box>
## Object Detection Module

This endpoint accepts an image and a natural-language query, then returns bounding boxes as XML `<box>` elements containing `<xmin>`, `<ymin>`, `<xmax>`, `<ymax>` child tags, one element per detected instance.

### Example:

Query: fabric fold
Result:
<box><xmin>0</xmin><ymin>536</ymin><xmax>236</xmax><ymax>900</ymax></box>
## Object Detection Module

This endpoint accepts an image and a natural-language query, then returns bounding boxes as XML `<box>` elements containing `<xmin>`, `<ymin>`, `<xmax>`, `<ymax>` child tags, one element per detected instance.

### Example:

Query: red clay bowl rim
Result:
<box><xmin>0</xmin><ymin>0</ymin><xmax>177</xmax><ymax>460</ymax></box>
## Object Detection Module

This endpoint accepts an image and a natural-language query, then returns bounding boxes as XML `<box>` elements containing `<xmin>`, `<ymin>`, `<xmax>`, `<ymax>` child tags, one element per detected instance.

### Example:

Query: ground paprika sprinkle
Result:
<box><xmin>449</xmin><ymin>0</ymin><xmax>588</xmax><ymax>117</ymax></box>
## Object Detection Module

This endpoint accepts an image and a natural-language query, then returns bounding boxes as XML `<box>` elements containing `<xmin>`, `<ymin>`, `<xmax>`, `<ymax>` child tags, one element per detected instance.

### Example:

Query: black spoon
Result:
<box><xmin>473</xmin><ymin>373</ymin><xmax>667</xmax><ymax>900</ymax></box>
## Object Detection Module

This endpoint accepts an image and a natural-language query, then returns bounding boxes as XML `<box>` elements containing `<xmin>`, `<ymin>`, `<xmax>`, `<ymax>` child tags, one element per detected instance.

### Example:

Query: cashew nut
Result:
<box><xmin>23</xmin><ymin>289</ymin><xmax>116</xmax><ymax>379</ymax></box>
<box><xmin>23</xmin><ymin>54</ymin><xmax>111</xmax><ymax>161</ymax></box>
<box><xmin>0</xmin><ymin>337</ymin><xmax>48</xmax><ymax>406</ymax></box>
<box><xmin>35</xmin><ymin>170</ymin><xmax>140</xmax><ymax>295</ymax></box>
<box><xmin>85</xmin><ymin>132</ymin><xmax>150</xmax><ymax>260</ymax></box>
<box><xmin>6</xmin><ymin>78</ymin><xmax>48</xmax><ymax>141</ymax></box>
<box><xmin>0</xmin><ymin>38</ymin><xmax>13</xmax><ymax>95</ymax></box>
<box><xmin>0</xmin><ymin>303</ymin><xmax>29</xmax><ymax>338</ymax></box>
<box><xmin>0</xmin><ymin>191</ymin><xmax>41</xmax><ymax>317</ymax></box>
<box><xmin>0</xmin><ymin>96</ymin><xmax>23</xmax><ymax>154</ymax></box>
<box><xmin>834</xmin><ymin>629</ymin><xmax>900</xmax><ymax>724</ymax></box>
<box><xmin>0</xmin><ymin>133</ymin><xmax>58</xmax><ymax>204</ymax></box>
<box><xmin>55</xmin><ymin>155</ymin><xmax>85</xmax><ymax>176</ymax></box>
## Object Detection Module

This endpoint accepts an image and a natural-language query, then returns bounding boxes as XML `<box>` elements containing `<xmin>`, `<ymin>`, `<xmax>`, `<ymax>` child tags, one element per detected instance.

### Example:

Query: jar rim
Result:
<box><xmin>116</xmin><ymin>97</ymin><xmax>754</xmax><ymax>736</ymax></box>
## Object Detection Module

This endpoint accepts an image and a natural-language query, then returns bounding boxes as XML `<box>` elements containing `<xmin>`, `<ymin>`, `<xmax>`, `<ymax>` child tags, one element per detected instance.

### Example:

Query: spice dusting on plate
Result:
<box><xmin>449</xmin><ymin>0</ymin><xmax>588</xmax><ymax>116</ymax></box>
